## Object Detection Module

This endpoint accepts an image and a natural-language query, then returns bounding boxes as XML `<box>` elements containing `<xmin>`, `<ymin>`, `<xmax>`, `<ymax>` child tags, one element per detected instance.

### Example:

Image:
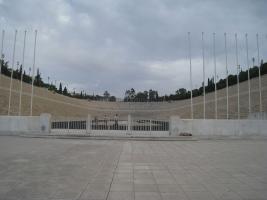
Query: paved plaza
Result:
<box><xmin>0</xmin><ymin>136</ymin><xmax>267</xmax><ymax>200</ymax></box>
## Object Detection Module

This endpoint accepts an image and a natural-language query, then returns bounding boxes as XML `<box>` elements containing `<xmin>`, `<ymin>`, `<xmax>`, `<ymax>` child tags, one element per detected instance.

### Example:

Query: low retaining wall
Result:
<box><xmin>1</xmin><ymin>113</ymin><xmax>267</xmax><ymax>137</ymax></box>
<box><xmin>0</xmin><ymin>114</ymin><xmax>51</xmax><ymax>134</ymax></box>
<box><xmin>170</xmin><ymin>116</ymin><xmax>267</xmax><ymax>137</ymax></box>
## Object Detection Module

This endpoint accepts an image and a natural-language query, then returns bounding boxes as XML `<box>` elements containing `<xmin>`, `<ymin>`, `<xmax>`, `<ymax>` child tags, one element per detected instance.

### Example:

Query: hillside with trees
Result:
<box><xmin>1</xmin><ymin>55</ymin><xmax>266</xmax><ymax>103</ymax></box>
<box><xmin>124</xmin><ymin>60</ymin><xmax>267</xmax><ymax>102</ymax></box>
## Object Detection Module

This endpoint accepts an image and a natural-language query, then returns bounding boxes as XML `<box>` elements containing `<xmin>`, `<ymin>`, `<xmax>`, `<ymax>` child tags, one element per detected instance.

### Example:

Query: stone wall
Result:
<box><xmin>170</xmin><ymin>116</ymin><xmax>267</xmax><ymax>137</ymax></box>
<box><xmin>0</xmin><ymin>113</ymin><xmax>51</xmax><ymax>134</ymax></box>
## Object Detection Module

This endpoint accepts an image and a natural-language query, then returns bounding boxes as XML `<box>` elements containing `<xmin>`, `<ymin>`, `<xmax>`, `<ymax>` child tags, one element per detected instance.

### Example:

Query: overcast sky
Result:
<box><xmin>0</xmin><ymin>0</ymin><xmax>267</xmax><ymax>97</ymax></box>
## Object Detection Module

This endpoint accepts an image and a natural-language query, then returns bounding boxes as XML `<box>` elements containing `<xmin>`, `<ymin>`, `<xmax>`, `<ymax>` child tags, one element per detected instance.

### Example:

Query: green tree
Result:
<box><xmin>103</xmin><ymin>91</ymin><xmax>110</xmax><ymax>101</ymax></box>
<box><xmin>109</xmin><ymin>96</ymin><xmax>116</xmax><ymax>102</ymax></box>
<box><xmin>34</xmin><ymin>68</ymin><xmax>43</xmax><ymax>87</ymax></box>
<box><xmin>58</xmin><ymin>83</ymin><xmax>63</xmax><ymax>94</ymax></box>
<box><xmin>63</xmin><ymin>87</ymin><xmax>68</xmax><ymax>95</ymax></box>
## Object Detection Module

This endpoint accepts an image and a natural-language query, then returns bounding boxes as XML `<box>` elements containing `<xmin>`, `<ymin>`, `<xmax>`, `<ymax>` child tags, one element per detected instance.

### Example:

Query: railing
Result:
<box><xmin>50</xmin><ymin>115</ymin><xmax>169</xmax><ymax>137</ymax></box>
<box><xmin>131</xmin><ymin>119</ymin><xmax>169</xmax><ymax>131</ymax></box>
<box><xmin>51</xmin><ymin>120</ymin><xmax>86</xmax><ymax>129</ymax></box>
<box><xmin>91</xmin><ymin>119</ymin><xmax>128</xmax><ymax>130</ymax></box>
<box><xmin>51</xmin><ymin>118</ymin><xmax>87</xmax><ymax>134</ymax></box>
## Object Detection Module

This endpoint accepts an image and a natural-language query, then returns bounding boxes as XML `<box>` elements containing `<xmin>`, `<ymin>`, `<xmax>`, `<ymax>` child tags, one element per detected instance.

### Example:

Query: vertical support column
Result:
<box><xmin>67</xmin><ymin>118</ymin><xmax>69</xmax><ymax>134</ymax></box>
<box><xmin>87</xmin><ymin>114</ymin><xmax>91</xmax><ymax>134</ymax></box>
<box><xmin>127</xmin><ymin>114</ymin><xmax>131</xmax><ymax>135</ymax></box>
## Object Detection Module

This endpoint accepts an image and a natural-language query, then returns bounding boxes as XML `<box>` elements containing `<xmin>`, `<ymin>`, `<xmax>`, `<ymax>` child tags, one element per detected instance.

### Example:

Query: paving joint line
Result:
<box><xmin>105</xmin><ymin>143</ymin><xmax>123</xmax><ymax>200</ymax></box>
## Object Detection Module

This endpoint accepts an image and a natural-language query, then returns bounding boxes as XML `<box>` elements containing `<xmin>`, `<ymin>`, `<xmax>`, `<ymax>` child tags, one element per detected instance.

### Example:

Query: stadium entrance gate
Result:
<box><xmin>51</xmin><ymin>116</ymin><xmax>170</xmax><ymax>137</ymax></box>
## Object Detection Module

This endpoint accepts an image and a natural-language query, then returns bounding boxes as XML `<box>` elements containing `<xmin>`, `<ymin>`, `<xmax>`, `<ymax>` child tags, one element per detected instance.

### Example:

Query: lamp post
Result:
<box><xmin>224</xmin><ymin>33</ymin><xmax>229</xmax><ymax>119</ymax></box>
<box><xmin>0</xmin><ymin>30</ymin><xmax>4</xmax><ymax>82</ymax></box>
<box><xmin>245</xmin><ymin>33</ymin><xmax>251</xmax><ymax>114</ymax></box>
<box><xmin>201</xmin><ymin>32</ymin><xmax>206</xmax><ymax>119</ymax></box>
<box><xmin>8</xmin><ymin>30</ymin><xmax>18</xmax><ymax>116</ymax></box>
<box><xmin>237</xmin><ymin>64</ymin><xmax>240</xmax><ymax>119</ymax></box>
<box><xmin>256</xmin><ymin>34</ymin><xmax>262</xmax><ymax>112</ymax></box>
<box><xmin>235</xmin><ymin>33</ymin><xmax>240</xmax><ymax>119</ymax></box>
<box><xmin>213</xmin><ymin>33</ymin><xmax>217</xmax><ymax>119</ymax></box>
<box><xmin>30</xmin><ymin>30</ymin><xmax>37</xmax><ymax>116</ymax></box>
<box><xmin>19</xmin><ymin>30</ymin><xmax>27</xmax><ymax>116</ymax></box>
<box><xmin>188</xmin><ymin>32</ymin><xmax>193</xmax><ymax>119</ymax></box>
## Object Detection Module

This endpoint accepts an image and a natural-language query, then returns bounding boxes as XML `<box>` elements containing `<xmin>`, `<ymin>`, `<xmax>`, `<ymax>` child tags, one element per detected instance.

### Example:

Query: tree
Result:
<box><xmin>63</xmin><ymin>87</ymin><xmax>68</xmax><ymax>95</ymax></box>
<box><xmin>58</xmin><ymin>83</ymin><xmax>62</xmax><ymax>94</ymax></box>
<box><xmin>129</xmin><ymin>88</ymin><xmax>136</xmax><ymax>101</ymax></box>
<box><xmin>124</xmin><ymin>89</ymin><xmax>130</xmax><ymax>101</ymax></box>
<box><xmin>175</xmin><ymin>88</ymin><xmax>187</xmax><ymax>100</ymax></box>
<box><xmin>109</xmin><ymin>96</ymin><xmax>116</xmax><ymax>102</ymax></box>
<box><xmin>124</xmin><ymin>88</ymin><xmax>136</xmax><ymax>101</ymax></box>
<box><xmin>103</xmin><ymin>91</ymin><xmax>110</xmax><ymax>101</ymax></box>
<box><xmin>136</xmin><ymin>91</ymin><xmax>148</xmax><ymax>102</ymax></box>
<box><xmin>34</xmin><ymin>68</ymin><xmax>43</xmax><ymax>87</ymax></box>
<box><xmin>19</xmin><ymin>65</ymin><xmax>22</xmax><ymax>79</ymax></box>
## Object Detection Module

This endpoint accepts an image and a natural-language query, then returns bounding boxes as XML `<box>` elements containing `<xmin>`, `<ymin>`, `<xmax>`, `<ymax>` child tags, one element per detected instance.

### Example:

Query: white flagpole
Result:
<box><xmin>202</xmin><ymin>32</ymin><xmax>206</xmax><ymax>119</ymax></box>
<box><xmin>245</xmin><ymin>33</ymin><xmax>251</xmax><ymax>114</ymax></box>
<box><xmin>224</xmin><ymin>33</ymin><xmax>229</xmax><ymax>119</ymax></box>
<box><xmin>213</xmin><ymin>33</ymin><xmax>217</xmax><ymax>119</ymax></box>
<box><xmin>0</xmin><ymin>30</ymin><xmax>5</xmax><ymax>82</ymax></box>
<box><xmin>188</xmin><ymin>32</ymin><xmax>193</xmax><ymax>119</ymax></box>
<box><xmin>19</xmin><ymin>30</ymin><xmax>27</xmax><ymax>116</ymax></box>
<box><xmin>30</xmin><ymin>30</ymin><xmax>37</xmax><ymax>116</ymax></box>
<box><xmin>256</xmin><ymin>33</ymin><xmax>262</xmax><ymax>112</ymax></box>
<box><xmin>235</xmin><ymin>33</ymin><xmax>240</xmax><ymax>119</ymax></box>
<box><xmin>8</xmin><ymin>30</ymin><xmax>18</xmax><ymax>116</ymax></box>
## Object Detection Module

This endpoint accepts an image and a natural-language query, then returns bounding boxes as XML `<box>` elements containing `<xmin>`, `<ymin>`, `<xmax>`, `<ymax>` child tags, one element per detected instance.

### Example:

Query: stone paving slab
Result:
<box><xmin>0</xmin><ymin>136</ymin><xmax>267</xmax><ymax>200</ymax></box>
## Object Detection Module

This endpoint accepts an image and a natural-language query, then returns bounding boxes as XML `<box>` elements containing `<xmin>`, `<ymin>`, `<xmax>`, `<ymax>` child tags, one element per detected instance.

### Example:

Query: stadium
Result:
<box><xmin>1</xmin><ymin>0</ymin><xmax>267</xmax><ymax>199</ymax></box>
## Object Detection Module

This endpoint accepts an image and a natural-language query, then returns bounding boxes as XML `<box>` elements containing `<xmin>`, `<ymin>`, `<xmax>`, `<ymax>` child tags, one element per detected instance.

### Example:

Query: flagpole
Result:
<box><xmin>0</xmin><ymin>30</ymin><xmax>5</xmax><ymax>82</ymax></box>
<box><xmin>235</xmin><ymin>33</ymin><xmax>240</xmax><ymax>119</ymax></box>
<box><xmin>245</xmin><ymin>33</ymin><xmax>251</xmax><ymax>114</ymax></box>
<box><xmin>19</xmin><ymin>30</ymin><xmax>27</xmax><ymax>116</ymax></box>
<box><xmin>224</xmin><ymin>33</ymin><xmax>229</xmax><ymax>119</ymax></box>
<box><xmin>201</xmin><ymin>32</ymin><xmax>206</xmax><ymax>119</ymax></box>
<box><xmin>30</xmin><ymin>30</ymin><xmax>37</xmax><ymax>116</ymax></box>
<box><xmin>8</xmin><ymin>30</ymin><xmax>18</xmax><ymax>116</ymax></box>
<box><xmin>256</xmin><ymin>33</ymin><xmax>262</xmax><ymax>112</ymax></box>
<box><xmin>213</xmin><ymin>33</ymin><xmax>217</xmax><ymax>119</ymax></box>
<box><xmin>188</xmin><ymin>32</ymin><xmax>193</xmax><ymax>119</ymax></box>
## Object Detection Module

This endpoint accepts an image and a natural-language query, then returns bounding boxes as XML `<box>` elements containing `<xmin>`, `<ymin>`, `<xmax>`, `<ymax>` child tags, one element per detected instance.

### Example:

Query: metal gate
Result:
<box><xmin>51</xmin><ymin>116</ymin><xmax>169</xmax><ymax>137</ymax></box>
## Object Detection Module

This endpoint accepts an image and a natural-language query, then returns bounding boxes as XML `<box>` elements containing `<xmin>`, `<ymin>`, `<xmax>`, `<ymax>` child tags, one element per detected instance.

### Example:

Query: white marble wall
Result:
<box><xmin>0</xmin><ymin>113</ymin><xmax>51</xmax><ymax>134</ymax></box>
<box><xmin>170</xmin><ymin>116</ymin><xmax>267</xmax><ymax>137</ymax></box>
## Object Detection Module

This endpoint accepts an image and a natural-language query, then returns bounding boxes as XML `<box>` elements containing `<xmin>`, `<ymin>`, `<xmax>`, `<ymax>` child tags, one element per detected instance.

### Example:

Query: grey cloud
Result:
<box><xmin>0</xmin><ymin>0</ymin><xmax>267</xmax><ymax>97</ymax></box>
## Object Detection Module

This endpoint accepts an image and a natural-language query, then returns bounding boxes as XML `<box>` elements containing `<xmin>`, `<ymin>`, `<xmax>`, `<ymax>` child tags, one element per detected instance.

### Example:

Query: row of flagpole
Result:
<box><xmin>188</xmin><ymin>32</ymin><xmax>263</xmax><ymax>120</ymax></box>
<box><xmin>0</xmin><ymin>30</ymin><xmax>264</xmax><ymax>118</ymax></box>
<box><xmin>0</xmin><ymin>29</ymin><xmax>37</xmax><ymax>116</ymax></box>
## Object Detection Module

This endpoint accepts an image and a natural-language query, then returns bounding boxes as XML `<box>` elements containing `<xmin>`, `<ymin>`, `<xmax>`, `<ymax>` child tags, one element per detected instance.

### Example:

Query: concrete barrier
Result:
<box><xmin>0</xmin><ymin>113</ymin><xmax>51</xmax><ymax>135</ymax></box>
<box><xmin>170</xmin><ymin>116</ymin><xmax>267</xmax><ymax>137</ymax></box>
